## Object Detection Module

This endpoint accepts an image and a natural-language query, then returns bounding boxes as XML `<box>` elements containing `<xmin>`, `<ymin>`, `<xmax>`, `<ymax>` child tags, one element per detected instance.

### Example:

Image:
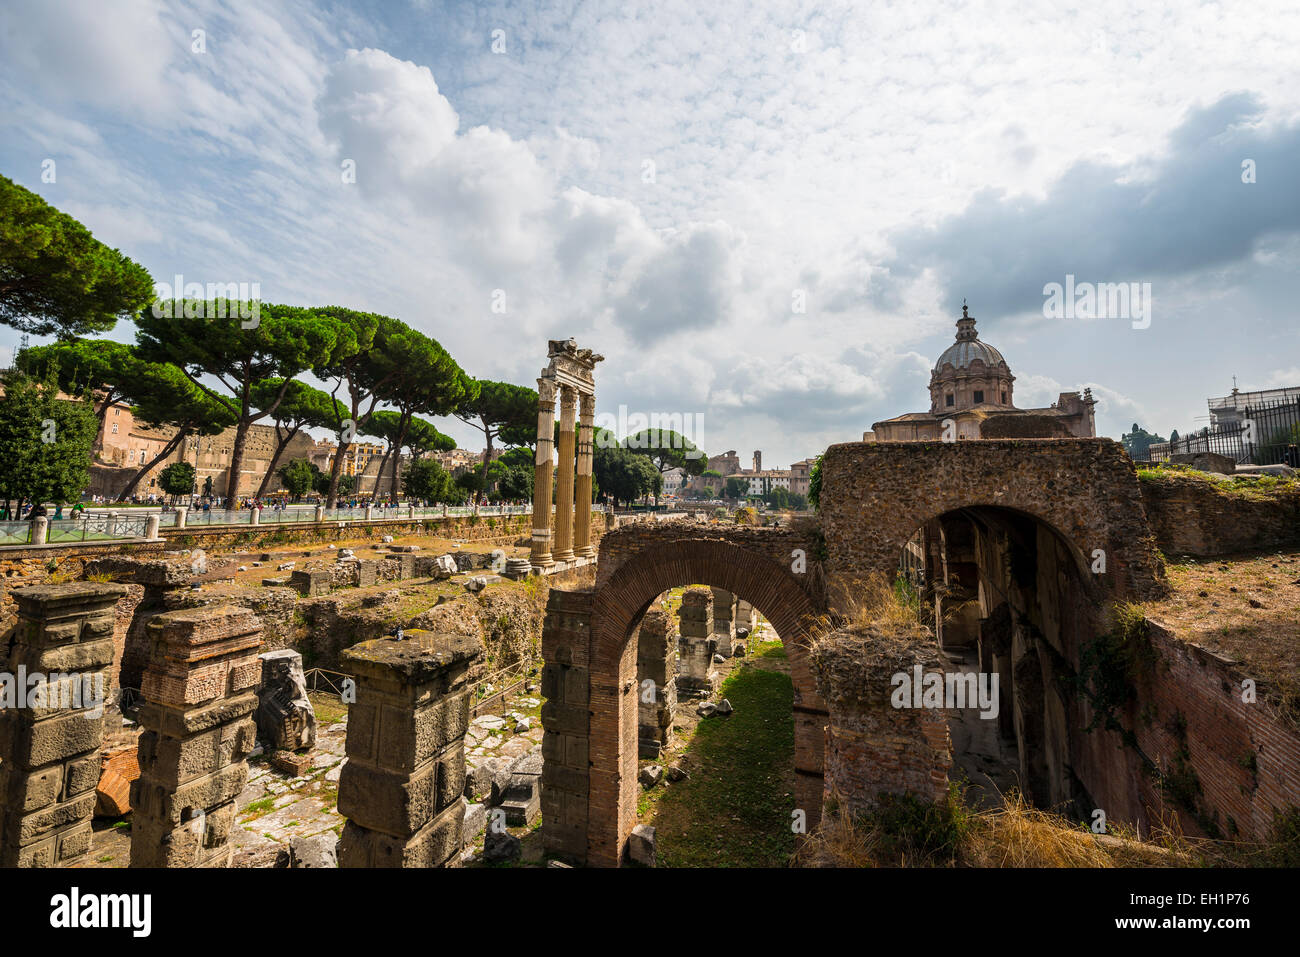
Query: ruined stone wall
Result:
<box><xmin>92</xmin><ymin>421</ymin><xmax>318</xmax><ymax>499</ymax></box>
<box><xmin>959</xmin><ymin>497</ymin><xmax>1300</xmax><ymax>841</ymax></box>
<box><xmin>1072</xmin><ymin>619</ymin><xmax>1300</xmax><ymax>842</ymax></box>
<box><xmin>979</xmin><ymin>414</ymin><xmax>1075</xmax><ymax>439</ymax></box>
<box><xmin>1139</xmin><ymin>474</ymin><xmax>1300</xmax><ymax>558</ymax></box>
<box><xmin>809</xmin><ymin>623</ymin><xmax>952</xmax><ymax>814</ymax></box>
<box><xmin>0</xmin><ymin>543</ymin><xmax>168</xmax><ymax>618</ymax></box>
<box><xmin>594</xmin><ymin>519</ymin><xmax>822</xmax><ymax>601</ymax></box>
<box><xmin>817</xmin><ymin>439</ymin><xmax>1166</xmax><ymax>603</ymax></box>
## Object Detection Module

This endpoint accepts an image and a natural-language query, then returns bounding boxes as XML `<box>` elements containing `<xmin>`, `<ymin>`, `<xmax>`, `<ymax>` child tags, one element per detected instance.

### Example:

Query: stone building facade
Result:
<box><xmin>91</xmin><ymin>403</ymin><xmax>317</xmax><ymax>500</ymax></box>
<box><xmin>684</xmin><ymin>449</ymin><xmax>817</xmax><ymax>500</ymax></box>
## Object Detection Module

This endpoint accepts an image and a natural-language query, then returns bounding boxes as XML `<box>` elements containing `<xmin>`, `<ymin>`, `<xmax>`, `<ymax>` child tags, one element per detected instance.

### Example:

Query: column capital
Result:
<box><xmin>579</xmin><ymin>391</ymin><xmax>596</xmax><ymax>417</ymax></box>
<box><xmin>537</xmin><ymin>377</ymin><xmax>558</xmax><ymax>404</ymax></box>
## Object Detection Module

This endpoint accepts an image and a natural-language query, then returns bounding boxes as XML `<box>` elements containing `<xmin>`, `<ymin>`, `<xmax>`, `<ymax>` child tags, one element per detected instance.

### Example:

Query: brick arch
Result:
<box><xmin>586</xmin><ymin>537</ymin><xmax>828</xmax><ymax>867</ymax></box>
<box><xmin>818</xmin><ymin>439</ymin><xmax>1166</xmax><ymax>603</ymax></box>
<box><xmin>592</xmin><ymin>537</ymin><xmax>823</xmax><ymax>673</ymax></box>
<box><xmin>537</xmin><ymin>533</ymin><xmax>830</xmax><ymax>867</ymax></box>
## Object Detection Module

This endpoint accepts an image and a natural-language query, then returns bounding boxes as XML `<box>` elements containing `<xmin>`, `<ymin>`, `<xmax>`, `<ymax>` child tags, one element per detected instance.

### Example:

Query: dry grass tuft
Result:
<box><xmin>804</xmin><ymin>788</ymin><xmax>1202</xmax><ymax>868</ymax></box>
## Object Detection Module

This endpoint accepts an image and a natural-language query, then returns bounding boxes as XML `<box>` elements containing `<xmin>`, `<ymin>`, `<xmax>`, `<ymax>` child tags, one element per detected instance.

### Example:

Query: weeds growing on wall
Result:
<box><xmin>1137</xmin><ymin>463</ymin><xmax>1300</xmax><ymax>499</ymax></box>
<box><xmin>1072</xmin><ymin>601</ymin><xmax>1156</xmax><ymax>736</ymax></box>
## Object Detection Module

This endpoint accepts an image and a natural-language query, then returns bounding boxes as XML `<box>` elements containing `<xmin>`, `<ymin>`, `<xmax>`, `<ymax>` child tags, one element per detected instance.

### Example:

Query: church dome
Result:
<box><xmin>928</xmin><ymin>302</ymin><xmax>1016</xmax><ymax>414</ymax></box>
<box><xmin>935</xmin><ymin>337</ymin><xmax>1007</xmax><ymax>370</ymax></box>
<box><xmin>933</xmin><ymin>303</ymin><xmax>1008</xmax><ymax>371</ymax></box>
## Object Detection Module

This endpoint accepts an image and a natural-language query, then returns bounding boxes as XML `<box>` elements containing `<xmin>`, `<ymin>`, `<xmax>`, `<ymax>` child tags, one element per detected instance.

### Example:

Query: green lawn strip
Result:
<box><xmin>647</xmin><ymin>664</ymin><xmax>795</xmax><ymax>867</ymax></box>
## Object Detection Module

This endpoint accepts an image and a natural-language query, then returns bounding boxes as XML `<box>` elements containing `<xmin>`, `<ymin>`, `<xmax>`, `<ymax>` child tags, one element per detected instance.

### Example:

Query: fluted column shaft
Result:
<box><xmin>552</xmin><ymin>386</ymin><xmax>578</xmax><ymax>563</ymax></box>
<box><xmin>574</xmin><ymin>392</ymin><xmax>595</xmax><ymax>558</ymax></box>
<box><xmin>530</xmin><ymin>379</ymin><xmax>557</xmax><ymax>568</ymax></box>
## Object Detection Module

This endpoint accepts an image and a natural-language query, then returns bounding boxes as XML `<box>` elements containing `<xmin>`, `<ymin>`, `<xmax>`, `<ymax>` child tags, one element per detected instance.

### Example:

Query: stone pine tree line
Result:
<box><xmin>0</xmin><ymin>173</ymin><xmax>706</xmax><ymax>511</ymax></box>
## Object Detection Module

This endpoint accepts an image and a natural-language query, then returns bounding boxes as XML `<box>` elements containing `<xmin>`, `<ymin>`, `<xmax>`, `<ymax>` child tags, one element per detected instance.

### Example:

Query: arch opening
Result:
<box><xmin>896</xmin><ymin>503</ymin><xmax>1105</xmax><ymax>819</ymax></box>
<box><xmin>622</xmin><ymin>582</ymin><xmax>798</xmax><ymax>866</ymax></box>
<box><xmin>545</xmin><ymin>535</ymin><xmax>828</xmax><ymax>866</ymax></box>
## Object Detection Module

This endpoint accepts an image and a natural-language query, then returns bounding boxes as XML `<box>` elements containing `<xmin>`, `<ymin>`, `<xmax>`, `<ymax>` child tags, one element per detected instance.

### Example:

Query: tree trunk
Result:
<box><xmin>373</xmin><ymin>445</ymin><xmax>393</xmax><ymax>501</ymax></box>
<box><xmin>254</xmin><ymin>424</ymin><xmax>300</xmax><ymax>501</ymax></box>
<box><xmin>480</xmin><ymin>414</ymin><xmax>494</xmax><ymax>498</ymax></box>
<box><xmin>326</xmin><ymin>435</ymin><xmax>348</xmax><ymax>508</ymax></box>
<box><xmin>225</xmin><ymin>420</ymin><xmax>251</xmax><ymax>509</ymax></box>
<box><xmin>116</xmin><ymin>430</ymin><xmax>188</xmax><ymax>503</ymax></box>
<box><xmin>389</xmin><ymin>412</ymin><xmax>412</xmax><ymax>502</ymax></box>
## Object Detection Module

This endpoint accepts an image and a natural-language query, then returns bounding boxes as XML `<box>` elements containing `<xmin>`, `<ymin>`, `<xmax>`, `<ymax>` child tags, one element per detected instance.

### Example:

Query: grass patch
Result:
<box><xmin>807</xmin><ymin>788</ymin><xmax>1194</xmax><ymax>867</ymax></box>
<box><xmin>308</xmin><ymin>691</ymin><xmax>350</xmax><ymax>726</ymax></box>
<box><xmin>1143</xmin><ymin>551</ymin><xmax>1300</xmax><ymax>722</ymax></box>
<box><xmin>1136</xmin><ymin>464</ymin><xmax>1300</xmax><ymax>500</ymax></box>
<box><xmin>645</xmin><ymin>664</ymin><xmax>795</xmax><ymax>867</ymax></box>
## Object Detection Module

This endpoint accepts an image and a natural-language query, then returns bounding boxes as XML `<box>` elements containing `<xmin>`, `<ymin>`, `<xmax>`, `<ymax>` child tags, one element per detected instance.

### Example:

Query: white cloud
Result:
<box><xmin>3</xmin><ymin>0</ymin><xmax>1299</xmax><ymax>464</ymax></box>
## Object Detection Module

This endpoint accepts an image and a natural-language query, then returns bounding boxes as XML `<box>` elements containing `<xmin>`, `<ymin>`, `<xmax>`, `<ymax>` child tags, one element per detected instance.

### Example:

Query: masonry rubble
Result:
<box><xmin>0</xmin><ymin>583</ymin><xmax>128</xmax><ymax>867</ymax></box>
<box><xmin>637</xmin><ymin>607</ymin><xmax>677</xmax><ymax>759</ymax></box>
<box><xmin>500</xmin><ymin>751</ymin><xmax>542</xmax><ymax>826</ymax></box>
<box><xmin>336</xmin><ymin>628</ymin><xmax>482</xmax><ymax>867</ymax></box>
<box><xmin>256</xmin><ymin>648</ymin><xmax>316</xmax><ymax>776</ymax></box>
<box><xmin>131</xmin><ymin>605</ymin><xmax>262</xmax><ymax>867</ymax></box>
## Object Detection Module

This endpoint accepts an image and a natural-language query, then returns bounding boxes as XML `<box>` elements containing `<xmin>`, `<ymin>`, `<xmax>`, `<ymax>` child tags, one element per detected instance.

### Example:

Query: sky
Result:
<box><xmin>1</xmin><ymin>0</ymin><xmax>1298</xmax><ymax>467</ymax></box>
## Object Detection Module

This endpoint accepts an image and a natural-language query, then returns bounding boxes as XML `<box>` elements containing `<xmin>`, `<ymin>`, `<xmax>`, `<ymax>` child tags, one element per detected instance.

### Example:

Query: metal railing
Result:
<box><xmin>303</xmin><ymin>667</ymin><xmax>352</xmax><ymax>698</ymax></box>
<box><xmin>0</xmin><ymin>499</ymin><xmax>597</xmax><ymax>547</ymax></box>
<box><xmin>469</xmin><ymin>659</ymin><xmax>539</xmax><ymax>718</ymax></box>
<box><xmin>1145</xmin><ymin>397</ymin><xmax>1300</xmax><ymax>466</ymax></box>
<box><xmin>0</xmin><ymin>514</ymin><xmax>153</xmax><ymax>545</ymax></box>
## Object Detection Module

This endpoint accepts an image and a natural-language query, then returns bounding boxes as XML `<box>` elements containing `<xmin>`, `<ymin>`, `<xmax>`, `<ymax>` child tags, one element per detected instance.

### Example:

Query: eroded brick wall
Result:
<box><xmin>818</xmin><ymin>439</ymin><xmax>1166</xmax><ymax>603</ymax></box>
<box><xmin>1073</xmin><ymin>619</ymin><xmax>1300</xmax><ymax>842</ymax></box>
<box><xmin>810</xmin><ymin>623</ymin><xmax>952</xmax><ymax>814</ymax></box>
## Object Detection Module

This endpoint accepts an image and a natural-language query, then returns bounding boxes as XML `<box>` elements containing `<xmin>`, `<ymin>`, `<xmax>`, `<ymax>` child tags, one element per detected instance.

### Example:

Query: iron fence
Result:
<box><xmin>0</xmin><ymin>514</ymin><xmax>153</xmax><ymax>545</ymax></box>
<box><xmin>303</xmin><ymin>667</ymin><xmax>353</xmax><ymax>698</ymax></box>
<box><xmin>469</xmin><ymin>659</ymin><xmax>539</xmax><ymax>718</ymax></box>
<box><xmin>1146</xmin><ymin>397</ymin><xmax>1300</xmax><ymax>466</ymax></box>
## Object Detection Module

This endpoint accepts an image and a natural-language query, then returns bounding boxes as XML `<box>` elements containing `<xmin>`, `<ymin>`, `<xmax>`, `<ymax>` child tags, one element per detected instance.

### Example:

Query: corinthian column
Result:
<box><xmin>574</xmin><ymin>392</ymin><xmax>596</xmax><ymax>558</ymax></box>
<box><xmin>552</xmin><ymin>385</ymin><xmax>578</xmax><ymax>563</ymax></box>
<box><xmin>530</xmin><ymin>378</ymin><xmax>557</xmax><ymax>569</ymax></box>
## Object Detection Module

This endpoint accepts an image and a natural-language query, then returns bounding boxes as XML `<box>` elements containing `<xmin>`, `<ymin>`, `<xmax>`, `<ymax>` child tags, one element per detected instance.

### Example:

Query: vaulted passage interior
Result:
<box><xmin>902</xmin><ymin>505</ymin><xmax>1105</xmax><ymax>816</ymax></box>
